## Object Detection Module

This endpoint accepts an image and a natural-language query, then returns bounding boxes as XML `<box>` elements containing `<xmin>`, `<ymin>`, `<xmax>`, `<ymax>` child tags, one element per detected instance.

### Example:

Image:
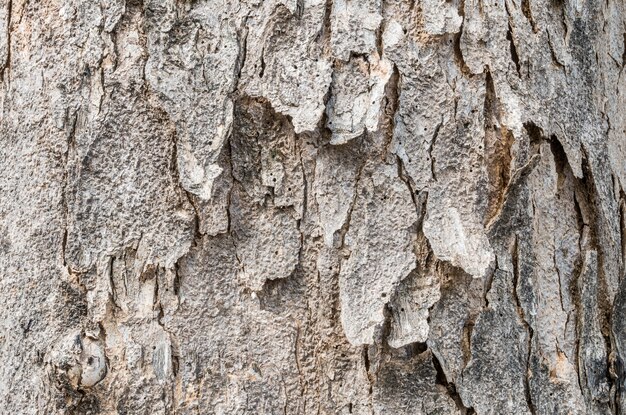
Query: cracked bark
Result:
<box><xmin>0</xmin><ymin>0</ymin><xmax>625</xmax><ymax>414</ymax></box>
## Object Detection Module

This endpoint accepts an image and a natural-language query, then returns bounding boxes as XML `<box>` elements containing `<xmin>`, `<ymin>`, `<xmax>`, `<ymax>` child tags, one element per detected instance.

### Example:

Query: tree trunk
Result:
<box><xmin>1</xmin><ymin>0</ymin><xmax>625</xmax><ymax>414</ymax></box>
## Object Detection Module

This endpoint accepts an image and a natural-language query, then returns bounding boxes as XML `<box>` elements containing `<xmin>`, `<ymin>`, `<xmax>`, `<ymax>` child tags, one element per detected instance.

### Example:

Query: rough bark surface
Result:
<box><xmin>0</xmin><ymin>0</ymin><xmax>625</xmax><ymax>414</ymax></box>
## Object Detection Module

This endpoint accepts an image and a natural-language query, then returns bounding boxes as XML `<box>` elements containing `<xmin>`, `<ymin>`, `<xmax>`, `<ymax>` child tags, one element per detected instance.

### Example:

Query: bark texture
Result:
<box><xmin>0</xmin><ymin>0</ymin><xmax>625</xmax><ymax>414</ymax></box>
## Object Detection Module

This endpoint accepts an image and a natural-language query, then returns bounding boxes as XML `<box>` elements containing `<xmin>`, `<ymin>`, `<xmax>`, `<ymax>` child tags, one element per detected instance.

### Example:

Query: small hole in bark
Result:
<box><xmin>273</xmin><ymin>177</ymin><xmax>277</xmax><ymax>182</ymax></box>
<box><xmin>208</xmin><ymin>141</ymin><xmax>213</xmax><ymax>146</ymax></box>
<box><xmin>274</xmin><ymin>251</ymin><xmax>278</xmax><ymax>255</ymax></box>
<box><xmin>381</xmin><ymin>293</ymin><xmax>387</xmax><ymax>298</ymax></box>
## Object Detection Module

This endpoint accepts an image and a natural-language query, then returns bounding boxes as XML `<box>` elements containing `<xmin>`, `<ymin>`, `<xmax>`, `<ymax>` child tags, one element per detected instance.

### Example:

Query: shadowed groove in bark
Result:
<box><xmin>432</xmin><ymin>351</ymin><xmax>474</xmax><ymax>414</ymax></box>
<box><xmin>511</xmin><ymin>235</ymin><xmax>537</xmax><ymax>415</ymax></box>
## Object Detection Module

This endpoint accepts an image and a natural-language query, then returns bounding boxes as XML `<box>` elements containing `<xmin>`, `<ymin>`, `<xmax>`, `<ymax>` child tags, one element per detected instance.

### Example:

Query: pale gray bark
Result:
<box><xmin>0</xmin><ymin>0</ymin><xmax>625</xmax><ymax>414</ymax></box>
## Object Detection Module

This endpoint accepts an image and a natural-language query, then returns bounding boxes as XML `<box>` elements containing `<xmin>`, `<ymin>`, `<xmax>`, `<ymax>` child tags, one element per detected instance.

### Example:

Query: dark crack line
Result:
<box><xmin>1</xmin><ymin>0</ymin><xmax>12</xmax><ymax>82</ymax></box>
<box><xmin>337</xmin><ymin>160</ymin><xmax>366</xmax><ymax>250</ymax></box>
<box><xmin>511</xmin><ymin>235</ymin><xmax>537</xmax><ymax>415</ymax></box>
<box><xmin>427</xmin><ymin>116</ymin><xmax>444</xmax><ymax>183</ymax></box>
<box><xmin>505</xmin><ymin>1</ymin><xmax>522</xmax><ymax>77</ymax></box>
<box><xmin>432</xmin><ymin>351</ymin><xmax>473</xmax><ymax>414</ymax></box>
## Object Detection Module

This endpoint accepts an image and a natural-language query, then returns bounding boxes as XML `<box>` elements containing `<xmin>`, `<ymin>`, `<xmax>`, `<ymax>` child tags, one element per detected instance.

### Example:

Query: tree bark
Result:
<box><xmin>0</xmin><ymin>0</ymin><xmax>625</xmax><ymax>414</ymax></box>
